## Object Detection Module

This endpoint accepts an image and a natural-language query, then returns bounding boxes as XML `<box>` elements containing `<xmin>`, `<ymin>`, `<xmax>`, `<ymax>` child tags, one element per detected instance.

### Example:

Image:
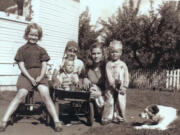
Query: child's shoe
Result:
<box><xmin>0</xmin><ymin>121</ymin><xmax>7</xmax><ymax>132</ymax></box>
<box><xmin>112</xmin><ymin>117</ymin><xmax>125</xmax><ymax>124</ymax></box>
<box><xmin>54</xmin><ymin>122</ymin><xmax>63</xmax><ymax>132</ymax></box>
<box><xmin>101</xmin><ymin>118</ymin><xmax>111</xmax><ymax>125</ymax></box>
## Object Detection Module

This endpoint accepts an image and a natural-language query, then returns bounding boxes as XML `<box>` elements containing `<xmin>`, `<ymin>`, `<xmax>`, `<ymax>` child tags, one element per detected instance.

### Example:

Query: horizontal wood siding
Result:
<box><xmin>39</xmin><ymin>0</ymin><xmax>80</xmax><ymax>65</ymax></box>
<box><xmin>0</xmin><ymin>0</ymin><xmax>80</xmax><ymax>87</ymax></box>
<box><xmin>0</xmin><ymin>19</ymin><xmax>27</xmax><ymax>85</ymax></box>
<box><xmin>0</xmin><ymin>19</ymin><xmax>27</xmax><ymax>63</ymax></box>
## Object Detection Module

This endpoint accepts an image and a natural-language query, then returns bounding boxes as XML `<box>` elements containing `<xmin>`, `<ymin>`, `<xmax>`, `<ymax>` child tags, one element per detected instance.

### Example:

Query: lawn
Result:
<box><xmin>83</xmin><ymin>89</ymin><xmax>180</xmax><ymax>135</ymax></box>
<box><xmin>1</xmin><ymin>89</ymin><xmax>180</xmax><ymax>135</ymax></box>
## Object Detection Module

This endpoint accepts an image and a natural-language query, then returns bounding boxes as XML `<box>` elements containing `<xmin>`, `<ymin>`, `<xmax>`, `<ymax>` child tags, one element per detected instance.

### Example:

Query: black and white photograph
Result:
<box><xmin>0</xmin><ymin>0</ymin><xmax>180</xmax><ymax>135</ymax></box>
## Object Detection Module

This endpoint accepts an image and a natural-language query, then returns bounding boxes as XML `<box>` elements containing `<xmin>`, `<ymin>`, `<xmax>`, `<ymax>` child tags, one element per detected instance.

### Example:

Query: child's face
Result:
<box><xmin>65</xmin><ymin>61</ymin><xmax>74</xmax><ymax>73</ymax></box>
<box><xmin>66</xmin><ymin>47</ymin><xmax>78</xmax><ymax>59</ymax></box>
<box><xmin>91</xmin><ymin>47</ymin><xmax>103</xmax><ymax>64</ymax></box>
<box><xmin>27</xmin><ymin>28</ymin><xmax>39</xmax><ymax>44</ymax></box>
<box><xmin>109</xmin><ymin>43</ymin><xmax>122</xmax><ymax>61</ymax></box>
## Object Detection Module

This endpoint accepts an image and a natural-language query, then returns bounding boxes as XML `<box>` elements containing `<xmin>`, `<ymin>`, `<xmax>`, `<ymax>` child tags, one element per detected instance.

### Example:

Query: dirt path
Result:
<box><xmin>0</xmin><ymin>119</ymin><xmax>102</xmax><ymax>135</ymax></box>
<box><xmin>0</xmin><ymin>91</ymin><xmax>103</xmax><ymax>135</ymax></box>
<box><xmin>0</xmin><ymin>90</ymin><xmax>142</xmax><ymax>135</ymax></box>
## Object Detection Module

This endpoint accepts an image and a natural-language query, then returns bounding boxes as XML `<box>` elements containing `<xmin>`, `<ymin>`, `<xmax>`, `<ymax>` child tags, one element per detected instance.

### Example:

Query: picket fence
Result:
<box><xmin>130</xmin><ymin>69</ymin><xmax>180</xmax><ymax>90</ymax></box>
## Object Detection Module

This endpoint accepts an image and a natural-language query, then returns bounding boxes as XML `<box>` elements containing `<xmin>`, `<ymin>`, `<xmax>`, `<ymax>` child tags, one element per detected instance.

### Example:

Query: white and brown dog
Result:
<box><xmin>134</xmin><ymin>104</ymin><xmax>179</xmax><ymax>130</ymax></box>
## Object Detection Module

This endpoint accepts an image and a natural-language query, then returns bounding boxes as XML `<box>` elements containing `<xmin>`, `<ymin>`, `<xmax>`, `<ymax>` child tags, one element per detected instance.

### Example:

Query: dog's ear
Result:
<box><xmin>148</xmin><ymin>105</ymin><xmax>159</xmax><ymax>114</ymax></box>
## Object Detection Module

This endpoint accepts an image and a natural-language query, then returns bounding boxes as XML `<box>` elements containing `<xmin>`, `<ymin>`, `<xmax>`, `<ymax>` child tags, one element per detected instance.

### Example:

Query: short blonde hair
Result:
<box><xmin>109</xmin><ymin>40</ymin><xmax>123</xmax><ymax>50</ymax></box>
<box><xmin>24</xmin><ymin>23</ymin><xmax>43</xmax><ymax>40</ymax></box>
<box><xmin>62</xmin><ymin>58</ymin><xmax>74</xmax><ymax>71</ymax></box>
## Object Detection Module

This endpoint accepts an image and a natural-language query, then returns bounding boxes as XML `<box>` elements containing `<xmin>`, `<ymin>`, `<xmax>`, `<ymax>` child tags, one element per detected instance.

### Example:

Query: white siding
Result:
<box><xmin>39</xmin><ymin>0</ymin><xmax>80</xmax><ymax>66</ymax></box>
<box><xmin>0</xmin><ymin>19</ymin><xmax>27</xmax><ymax>86</ymax></box>
<box><xmin>0</xmin><ymin>0</ymin><xmax>80</xmax><ymax>88</ymax></box>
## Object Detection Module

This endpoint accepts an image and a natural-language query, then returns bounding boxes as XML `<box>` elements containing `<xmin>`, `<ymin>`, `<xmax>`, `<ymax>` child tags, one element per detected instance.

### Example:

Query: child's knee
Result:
<box><xmin>16</xmin><ymin>89</ymin><xmax>28</xmax><ymax>100</ymax></box>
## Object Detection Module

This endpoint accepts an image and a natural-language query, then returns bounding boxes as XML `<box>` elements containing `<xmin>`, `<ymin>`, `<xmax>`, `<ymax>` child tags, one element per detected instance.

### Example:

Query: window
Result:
<box><xmin>0</xmin><ymin>0</ymin><xmax>32</xmax><ymax>21</ymax></box>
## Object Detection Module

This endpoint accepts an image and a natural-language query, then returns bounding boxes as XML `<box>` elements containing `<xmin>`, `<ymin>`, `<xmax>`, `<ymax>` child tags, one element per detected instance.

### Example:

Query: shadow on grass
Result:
<box><xmin>82</xmin><ymin>89</ymin><xmax>180</xmax><ymax>135</ymax></box>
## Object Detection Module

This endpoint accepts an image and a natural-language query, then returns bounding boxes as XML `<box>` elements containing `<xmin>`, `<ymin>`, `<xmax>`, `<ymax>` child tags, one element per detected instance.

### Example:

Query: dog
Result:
<box><xmin>134</xmin><ymin>104</ymin><xmax>179</xmax><ymax>131</ymax></box>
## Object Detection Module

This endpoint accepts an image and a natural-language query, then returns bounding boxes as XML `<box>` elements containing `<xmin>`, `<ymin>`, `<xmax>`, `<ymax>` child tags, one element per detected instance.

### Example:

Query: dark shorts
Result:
<box><xmin>16</xmin><ymin>68</ymin><xmax>49</xmax><ymax>91</ymax></box>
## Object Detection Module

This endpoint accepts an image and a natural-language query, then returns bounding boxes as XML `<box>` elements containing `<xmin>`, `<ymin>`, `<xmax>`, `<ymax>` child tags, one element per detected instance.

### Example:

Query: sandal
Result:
<box><xmin>0</xmin><ymin>121</ymin><xmax>7</xmax><ymax>132</ymax></box>
<box><xmin>54</xmin><ymin>122</ymin><xmax>63</xmax><ymax>132</ymax></box>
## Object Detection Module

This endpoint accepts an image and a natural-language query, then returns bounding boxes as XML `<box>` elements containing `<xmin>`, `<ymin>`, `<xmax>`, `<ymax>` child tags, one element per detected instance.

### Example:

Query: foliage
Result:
<box><xmin>130</xmin><ymin>69</ymin><xmax>167</xmax><ymax>90</ymax></box>
<box><xmin>78</xmin><ymin>7</ymin><xmax>100</xmax><ymax>64</ymax></box>
<box><xmin>99</xmin><ymin>0</ymin><xmax>180</xmax><ymax>69</ymax></box>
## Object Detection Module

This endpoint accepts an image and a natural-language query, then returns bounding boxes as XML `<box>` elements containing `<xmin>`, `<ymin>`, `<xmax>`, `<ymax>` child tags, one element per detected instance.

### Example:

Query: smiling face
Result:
<box><xmin>109</xmin><ymin>42</ymin><xmax>122</xmax><ymax>61</ymax></box>
<box><xmin>27</xmin><ymin>28</ymin><xmax>39</xmax><ymax>44</ymax></box>
<box><xmin>64</xmin><ymin>60</ymin><xmax>74</xmax><ymax>73</ymax></box>
<box><xmin>91</xmin><ymin>47</ymin><xmax>103</xmax><ymax>64</ymax></box>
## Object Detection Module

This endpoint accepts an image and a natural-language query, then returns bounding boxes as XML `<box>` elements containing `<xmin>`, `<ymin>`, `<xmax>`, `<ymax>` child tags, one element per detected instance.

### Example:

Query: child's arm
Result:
<box><xmin>122</xmin><ymin>63</ymin><xmax>129</xmax><ymax>89</ymax></box>
<box><xmin>106</xmin><ymin>62</ymin><xmax>115</xmax><ymax>89</ymax></box>
<box><xmin>117</xmin><ymin>63</ymin><xmax>129</xmax><ymax>95</ymax></box>
<box><xmin>18</xmin><ymin>62</ymin><xmax>37</xmax><ymax>86</ymax></box>
<box><xmin>36</xmin><ymin>61</ymin><xmax>47</xmax><ymax>83</ymax></box>
<box><xmin>73</xmin><ymin>74</ymin><xmax>79</xmax><ymax>85</ymax></box>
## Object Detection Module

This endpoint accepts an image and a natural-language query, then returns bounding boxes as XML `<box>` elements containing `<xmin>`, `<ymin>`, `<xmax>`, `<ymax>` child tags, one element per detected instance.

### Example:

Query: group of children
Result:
<box><xmin>0</xmin><ymin>23</ymin><xmax>129</xmax><ymax>132</ymax></box>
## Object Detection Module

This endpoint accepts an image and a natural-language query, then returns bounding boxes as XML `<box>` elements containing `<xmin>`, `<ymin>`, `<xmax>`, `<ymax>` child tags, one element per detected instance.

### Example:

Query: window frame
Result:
<box><xmin>0</xmin><ymin>0</ymin><xmax>40</xmax><ymax>23</ymax></box>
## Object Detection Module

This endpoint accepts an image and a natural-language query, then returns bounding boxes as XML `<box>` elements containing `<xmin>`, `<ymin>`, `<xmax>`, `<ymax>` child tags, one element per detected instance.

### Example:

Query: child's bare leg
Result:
<box><xmin>117</xmin><ymin>93</ymin><xmax>126</xmax><ymax>121</ymax></box>
<box><xmin>37</xmin><ymin>85</ymin><xmax>60</xmax><ymax>123</ymax></box>
<box><xmin>1</xmin><ymin>88</ymin><xmax>28</xmax><ymax>122</ymax></box>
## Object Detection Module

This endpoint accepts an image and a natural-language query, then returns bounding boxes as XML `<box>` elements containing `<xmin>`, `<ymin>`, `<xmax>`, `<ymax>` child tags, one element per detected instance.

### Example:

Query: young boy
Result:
<box><xmin>56</xmin><ymin>59</ymin><xmax>79</xmax><ymax>91</ymax></box>
<box><xmin>102</xmin><ymin>40</ymin><xmax>129</xmax><ymax>124</ymax></box>
<box><xmin>52</xmin><ymin>41</ymin><xmax>85</xmax><ymax>89</ymax></box>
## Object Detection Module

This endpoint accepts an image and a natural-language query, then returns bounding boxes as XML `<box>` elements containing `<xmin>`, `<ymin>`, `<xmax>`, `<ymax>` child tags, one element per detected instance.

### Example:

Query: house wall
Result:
<box><xmin>38</xmin><ymin>0</ymin><xmax>80</xmax><ymax>66</ymax></box>
<box><xmin>0</xmin><ymin>0</ymin><xmax>80</xmax><ymax>91</ymax></box>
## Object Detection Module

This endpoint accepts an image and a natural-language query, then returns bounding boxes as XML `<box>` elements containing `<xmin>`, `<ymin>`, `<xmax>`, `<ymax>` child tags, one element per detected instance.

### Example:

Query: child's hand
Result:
<box><xmin>53</xmin><ymin>83</ymin><xmax>60</xmax><ymax>89</ymax></box>
<box><xmin>83</xmin><ymin>78</ymin><xmax>91</xmax><ymax>90</ymax></box>
<box><xmin>30</xmin><ymin>78</ymin><xmax>37</xmax><ymax>86</ymax></box>
<box><xmin>117</xmin><ymin>87</ymin><xmax>126</xmax><ymax>95</ymax></box>
<box><xmin>90</xmin><ymin>84</ymin><xmax>101</xmax><ymax>98</ymax></box>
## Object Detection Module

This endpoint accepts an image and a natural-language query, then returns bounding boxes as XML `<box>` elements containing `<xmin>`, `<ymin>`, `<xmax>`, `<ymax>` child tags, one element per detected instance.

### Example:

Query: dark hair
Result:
<box><xmin>65</xmin><ymin>40</ymin><xmax>79</xmax><ymax>53</ymax></box>
<box><xmin>24</xmin><ymin>23</ymin><xmax>43</xmax><ymax>40</ymax></box>
<box><xmin>89</xmin><ymin>42</ymin><xmax>105</xmax><ymax>64</ymax></box>
<box><xmin>90</xmin><ymin>42</ymin><xmax>104</xmax><ymax>53</ymax></box>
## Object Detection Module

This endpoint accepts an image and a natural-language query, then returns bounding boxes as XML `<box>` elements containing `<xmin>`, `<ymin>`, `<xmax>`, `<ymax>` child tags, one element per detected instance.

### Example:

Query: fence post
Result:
<box><xmin>177</xmin><ymin>69</ymin><xmax>180</xmax><ymax>90</ymax></box>
<box><xmin>166</xmin><ymin>70</ymin><xmax>169</xmax><ymax>89</ymax></box>
<box><xmin>173</xmin><ymin>70</ymin><xmax>176</xmax><ymax>89</ymax></box>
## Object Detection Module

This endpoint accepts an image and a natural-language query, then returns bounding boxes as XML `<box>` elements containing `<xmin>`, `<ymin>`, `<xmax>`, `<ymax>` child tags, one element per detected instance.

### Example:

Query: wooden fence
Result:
<box><xmin>129</xmin><ymin>69</ymin><xmax>180</xmax><ymax>91</ymax></box>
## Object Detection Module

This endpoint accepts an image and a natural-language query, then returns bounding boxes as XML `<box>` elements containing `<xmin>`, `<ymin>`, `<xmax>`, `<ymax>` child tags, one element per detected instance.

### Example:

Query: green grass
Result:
<box><xmin>83</xmin><ymin>89</ymin><xmax>180</xmax><ymax>135</ymax></box>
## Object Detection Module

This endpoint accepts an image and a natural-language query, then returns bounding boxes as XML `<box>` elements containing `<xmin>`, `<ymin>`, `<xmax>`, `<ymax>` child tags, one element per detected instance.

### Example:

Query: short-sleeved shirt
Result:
<box><xmin>57</xmin><ymin>72</ymin><xmax>79</xmax><ymax>91</ymax></box>
<box><xmin>15</xmin><ymin>43</ymin><xmax>50</xmax><ymax>91</ymax></box>
<box><xmin>15</xmin><ymin>43</ymin><xmax>50</xmax><ymax>69</ymax></box>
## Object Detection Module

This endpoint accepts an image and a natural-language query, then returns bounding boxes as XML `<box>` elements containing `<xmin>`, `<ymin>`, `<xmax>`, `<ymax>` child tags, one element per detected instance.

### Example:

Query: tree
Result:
<box><xmin>78</xmin><ymin>7</ymin><xmax>100</xmax><ymax>64</ymax></box>
<box><xmin>100</xmin><ymin>0</ymin><xmax>180</xmax><ymax>69</ymax></box>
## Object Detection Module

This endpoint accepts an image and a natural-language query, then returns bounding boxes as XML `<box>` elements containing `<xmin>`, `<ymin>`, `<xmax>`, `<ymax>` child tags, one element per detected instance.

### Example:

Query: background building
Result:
<box><xmin>0</xmin><ymin>0</ymin><xmax>80</xmax><ymax>91</ymax></box>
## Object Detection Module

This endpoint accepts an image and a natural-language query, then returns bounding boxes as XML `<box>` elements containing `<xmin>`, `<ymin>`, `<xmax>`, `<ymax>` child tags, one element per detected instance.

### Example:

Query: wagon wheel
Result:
<box><xmin>46</xmin><ymin>112</ymin><xmax>52</xmax><ymax>126</ymax></box>
<box><xmin>87</xmin><ymin>102</ymin><xmax>94</xmax><ymax>126</ymax></box>
<box><xmin>42</xmin><ymin>106</ymin><xmax>53</xmax><ymax>126</ymax></box>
